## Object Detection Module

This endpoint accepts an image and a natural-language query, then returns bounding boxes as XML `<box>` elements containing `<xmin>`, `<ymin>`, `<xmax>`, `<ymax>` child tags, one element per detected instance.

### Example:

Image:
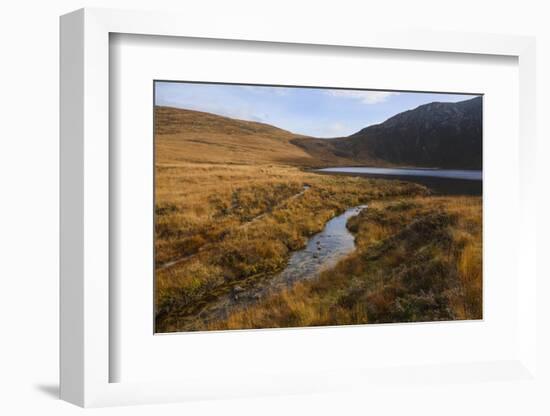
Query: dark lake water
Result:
<box><xmin>315</xmin><ymin>166</ymin><xmax>483</xmax><ymax>195</ymax></box>
<box><xmin>317</xmin><ymin>166</ymin><xmax>481</xmax><ymax>180</ymax></box>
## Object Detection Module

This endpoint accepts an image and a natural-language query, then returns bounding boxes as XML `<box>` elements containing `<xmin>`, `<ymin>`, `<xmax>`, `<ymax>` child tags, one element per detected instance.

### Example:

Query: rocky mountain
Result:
<box><xmin>293</xmin><ymin>96</ymin><xmax>483</xmax><ymax>169</ymax></box>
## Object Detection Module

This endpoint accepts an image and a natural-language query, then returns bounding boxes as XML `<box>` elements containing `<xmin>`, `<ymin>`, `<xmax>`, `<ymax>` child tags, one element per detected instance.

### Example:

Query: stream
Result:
<box><xmin>190</xmin><ymin>205</ymin><xmax>368</xmax><ymax>327</ymax></box>
<box><xmin>264</xmin><ymin>204</ymin><xmax>368</xmax><ymax>289</ymax></box>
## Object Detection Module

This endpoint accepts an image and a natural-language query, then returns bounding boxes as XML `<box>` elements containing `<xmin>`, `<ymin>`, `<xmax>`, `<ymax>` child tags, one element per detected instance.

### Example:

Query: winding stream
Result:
<box><xmin>265</xmin><ymin>204</ymin><xmax>367</xmax><ymax>289</ymax></box>
<box><xmin>190</xmin><ymin>205</ymin><xmax>367</xmax><ymax>327</ymax></box>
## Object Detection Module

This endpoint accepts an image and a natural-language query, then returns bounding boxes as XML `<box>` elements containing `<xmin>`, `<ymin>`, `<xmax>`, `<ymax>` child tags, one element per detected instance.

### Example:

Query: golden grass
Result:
<box><xmin>154</xmin><ymin>105</ymin><xmax>482</xmax><ymax>332</ymax></box>
<box><xmin>156</xmin><ymin>106</ymin><xmax>314</xmax><ymax>166</ymax></box>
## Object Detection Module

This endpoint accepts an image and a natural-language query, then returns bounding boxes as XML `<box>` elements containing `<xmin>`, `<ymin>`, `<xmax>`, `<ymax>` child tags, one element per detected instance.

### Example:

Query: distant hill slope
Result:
<box><xmin>155</xmin><ymin>106</ymin><xmax>352</xmax><ymax>166</ymax></box>
<box><xmin>293</xmin><ymin>96</ymin><xmax>483</xmax><ymax>169</ymax></box>
<box><xmin>156</xmin><ymin>97</ymin><xmax>482</xmax><ymax>169</ymax></box>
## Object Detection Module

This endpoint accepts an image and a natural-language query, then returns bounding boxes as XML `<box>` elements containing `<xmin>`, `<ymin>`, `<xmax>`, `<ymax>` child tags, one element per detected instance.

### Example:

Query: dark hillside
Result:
<box><xmin>293</xmin><ymin>96</ymin><xmax>483</xmax><ymax>169</ymax></box>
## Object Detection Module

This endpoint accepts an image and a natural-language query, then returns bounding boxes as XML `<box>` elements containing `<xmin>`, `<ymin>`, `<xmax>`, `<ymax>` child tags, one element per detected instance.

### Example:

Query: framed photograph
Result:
<box><xmin>60</xmin><ymin>8</ymin><xmax>539</xmax><ymax>408</ymax></box>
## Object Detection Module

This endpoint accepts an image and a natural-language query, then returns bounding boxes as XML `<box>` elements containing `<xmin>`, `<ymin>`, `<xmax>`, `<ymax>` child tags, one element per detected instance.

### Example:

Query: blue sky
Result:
<box><xmin>155</xmin><ymin>81</ymin><xmax>479</xmax><ymax>138</ymax></box>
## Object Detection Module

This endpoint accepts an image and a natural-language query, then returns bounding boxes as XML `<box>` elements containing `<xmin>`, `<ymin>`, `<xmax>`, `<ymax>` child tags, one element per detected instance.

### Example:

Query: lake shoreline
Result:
<box><xmin>312</xmin><ymin>168</ymin><xmax>482</xmax><ymax>196</ymax></box>
<box><xmin>313</xmin><ymin>166</ymin><xmax>482</xmax><ymax>180</ymax></box>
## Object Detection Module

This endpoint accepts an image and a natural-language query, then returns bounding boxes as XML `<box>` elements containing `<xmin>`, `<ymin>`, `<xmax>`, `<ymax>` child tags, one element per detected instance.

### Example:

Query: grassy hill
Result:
<box><xmin>155</xmin><ymin>106</ymin><xmax>354</xmax><ymax>167</ymax></box>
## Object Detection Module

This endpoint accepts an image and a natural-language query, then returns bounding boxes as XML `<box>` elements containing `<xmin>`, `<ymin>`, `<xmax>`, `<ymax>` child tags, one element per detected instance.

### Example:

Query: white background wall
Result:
<box><xmin>0</xmin><ymin>0</ymin><xmax>548</xmax><ymax>414</ymax></box>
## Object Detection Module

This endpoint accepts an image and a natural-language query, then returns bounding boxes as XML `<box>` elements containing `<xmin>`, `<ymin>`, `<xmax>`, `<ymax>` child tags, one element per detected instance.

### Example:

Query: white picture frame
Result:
<box><xmin>60</xmin><ymin>7</ymin><xmax>539</xmax><ymax>408</ymax></box>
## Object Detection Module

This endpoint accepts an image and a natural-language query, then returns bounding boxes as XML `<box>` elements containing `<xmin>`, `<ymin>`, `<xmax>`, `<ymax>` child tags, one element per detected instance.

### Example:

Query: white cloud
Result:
<box><xmin>241</xmin><ymin>85</ymin><xmax>291</xmax><ymax>96</ymax></box>
<box><xmin>326</xmin><ymin>122</ymin><xmax>346</xmax><ymax>135</ymax></box>
<box><xmin>325</xmin><ymin>90</ymin><xmax>400</xmax><ymax>104</ymax></box>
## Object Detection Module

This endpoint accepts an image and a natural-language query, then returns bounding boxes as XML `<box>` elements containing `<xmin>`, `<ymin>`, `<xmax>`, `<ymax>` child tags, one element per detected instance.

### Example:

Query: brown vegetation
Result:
<box><xmin>155</xmin><ymin>106</ymin><xmax>358</xmax><ymax>167</ymax></box>
<box><xmin>154</xmin><ymin>105</ymin><xmax>482</xmax><ymax>332</ymax></box>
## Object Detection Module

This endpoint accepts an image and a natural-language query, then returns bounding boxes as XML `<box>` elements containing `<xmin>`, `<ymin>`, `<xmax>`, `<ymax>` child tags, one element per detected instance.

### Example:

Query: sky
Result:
<box><xmin>155</xmin><ymin>81</ymin><xmax>479</xmax><ymax>138</ymax></box>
